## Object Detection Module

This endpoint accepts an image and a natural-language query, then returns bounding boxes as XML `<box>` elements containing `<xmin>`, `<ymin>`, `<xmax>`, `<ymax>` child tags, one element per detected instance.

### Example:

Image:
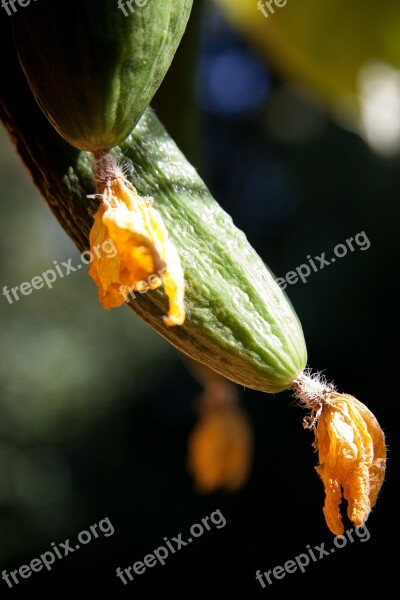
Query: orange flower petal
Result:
<box><xmin>315</xmin><ymin>393</ymin><xmax>386</xmax><ymax>535</ymax></box>
<box><xmin>88</xmin><ymin>176</ymin><xmax>185</xmax><ymax>326</ymax></box>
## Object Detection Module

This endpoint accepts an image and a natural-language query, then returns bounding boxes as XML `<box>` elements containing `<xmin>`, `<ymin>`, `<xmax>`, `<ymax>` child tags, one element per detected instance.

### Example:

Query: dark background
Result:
<box><xmin>0</xmin><ymin>0</ymin><xmax>398</xmax><ymax>595</ymax></box>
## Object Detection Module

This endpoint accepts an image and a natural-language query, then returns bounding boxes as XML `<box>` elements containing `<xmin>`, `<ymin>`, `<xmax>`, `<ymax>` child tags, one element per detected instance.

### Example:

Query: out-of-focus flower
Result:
<box><xmin>187</xmin><ymin>380</ymin><xmax>253</xmax><ymax>493</ymax></box>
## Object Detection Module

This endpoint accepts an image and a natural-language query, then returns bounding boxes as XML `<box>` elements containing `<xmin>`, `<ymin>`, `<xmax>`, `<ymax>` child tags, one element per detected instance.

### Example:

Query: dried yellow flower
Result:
<box><xmin>88</xmin><ymin>155</ymin><xmax>185</xmax><ymax>326</ymax></box>
<box><xmin>293</xmin><ymin>372</ymin><xmax>386</xmax><ymax>536</ymax></box>
<box><xmin>315</xmin><ymin>393</ymin><xmax>386</xmax><ymax>535</ymax></box>
<box><xmin>187</xmin><ymin>381</ymin><xmax>253</xmax><ymax>493</ymax></box>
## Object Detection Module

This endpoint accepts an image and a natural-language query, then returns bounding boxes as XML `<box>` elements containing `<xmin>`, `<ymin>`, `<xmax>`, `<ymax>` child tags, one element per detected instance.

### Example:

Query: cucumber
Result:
<box><xmin>0</xmin><ymin>35</ymin><xmax>306</xmax><ymax>393</ymax></box>
<box><xmin>11</xmin><ymin>0</ymin><xmax>193</xmax><ymax>151</ymax></box>
<box><xmin>2</xmin><ymin>9</ymin><xmax>307</xmax><ymax>391</ymax></box>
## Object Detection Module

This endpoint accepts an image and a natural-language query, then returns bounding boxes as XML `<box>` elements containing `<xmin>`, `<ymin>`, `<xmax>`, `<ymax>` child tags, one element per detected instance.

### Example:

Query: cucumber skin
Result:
<box><xmin>12</xmin><ymin>0</ymin><xmax>193</xmax><ymax>152</ymax></box>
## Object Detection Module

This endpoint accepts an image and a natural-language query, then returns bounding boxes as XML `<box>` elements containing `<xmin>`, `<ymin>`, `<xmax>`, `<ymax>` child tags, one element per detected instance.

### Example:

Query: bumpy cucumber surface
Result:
<box><xmin>12</xmin><ymin>0</ymin><xmax>193</xmax><ymax>151</ymax></box>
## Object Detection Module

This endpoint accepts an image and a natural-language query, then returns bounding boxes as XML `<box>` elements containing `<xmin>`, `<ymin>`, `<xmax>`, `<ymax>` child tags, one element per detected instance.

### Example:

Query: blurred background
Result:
<box><xmin>0</xmin><ymin>0</ymin><xmax>399</xmax><ymax>595</ymax></box>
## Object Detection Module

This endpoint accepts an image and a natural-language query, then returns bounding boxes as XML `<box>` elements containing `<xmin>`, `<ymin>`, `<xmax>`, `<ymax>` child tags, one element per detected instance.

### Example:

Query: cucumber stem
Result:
<box><xmin>93</xmin><ymin>150</ymin><xmax>123</xmax><ymax>190</ymax></box>
<box><xmin>292</xmin><ymin>369</ymin><xmax>336</xmax><ymax>429</ymax></box>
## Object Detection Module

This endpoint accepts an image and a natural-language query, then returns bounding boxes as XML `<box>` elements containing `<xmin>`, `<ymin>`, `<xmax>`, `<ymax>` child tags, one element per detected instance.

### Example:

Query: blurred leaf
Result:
<box><xmin>214</xmin><ymin>0</ymin><xmax>400</xmax><ymax>152</ymax></box>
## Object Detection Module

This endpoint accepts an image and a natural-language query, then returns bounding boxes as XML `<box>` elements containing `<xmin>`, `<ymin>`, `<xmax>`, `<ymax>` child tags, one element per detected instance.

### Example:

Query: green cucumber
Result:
<box><xmin>0</xmin><ymin>16</ymin><xmax>307</xmax><ymax>392</ymax></box>
<box><xmin>11</xmin><ymin>0</ymin><xmax>193</xmax><ymax>151</ymax></box>
<box><xmin>115</xmin><ymin>112</ymin><xmax>307</xmax><ymax>392</ymax></box>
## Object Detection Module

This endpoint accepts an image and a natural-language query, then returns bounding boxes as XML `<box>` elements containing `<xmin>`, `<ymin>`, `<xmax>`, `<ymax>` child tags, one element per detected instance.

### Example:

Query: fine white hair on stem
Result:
<box><xmin>292</xmin><ymin>369</ymin><xmax>336</xmax><ymax>429</ymax></box>
<box><xmin>93</xmin><ymin>150</ymin><xmax>125</xmax><ymax>187</ymax></box>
